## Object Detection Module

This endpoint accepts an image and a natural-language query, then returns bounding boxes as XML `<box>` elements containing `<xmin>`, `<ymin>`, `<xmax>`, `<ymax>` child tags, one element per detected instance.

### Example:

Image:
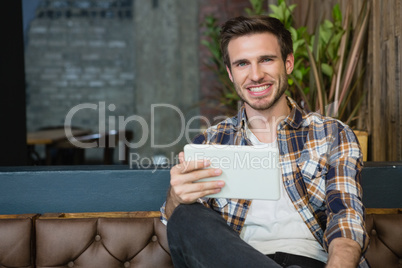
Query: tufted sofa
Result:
<box><xmin>364</xmin><ymin>210</ymin><xmax>402</xmax><ymax>268</ymax></box>
<box><xmin>0</xmin><ymin>209</ymin><xmax>401</xmax><ymax>268</ymax></box>
<box><xmin>35</xmin><ymin>212</ymin><xmax>173</xmax><ymax>268</ymax></box>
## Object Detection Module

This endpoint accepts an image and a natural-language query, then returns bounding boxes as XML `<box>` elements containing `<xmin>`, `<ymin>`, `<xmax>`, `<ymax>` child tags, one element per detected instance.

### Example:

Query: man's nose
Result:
<box><xmin>249</xmin><ymin>64</ymin><xmax>264</xmax><ymax>82</ymax></box>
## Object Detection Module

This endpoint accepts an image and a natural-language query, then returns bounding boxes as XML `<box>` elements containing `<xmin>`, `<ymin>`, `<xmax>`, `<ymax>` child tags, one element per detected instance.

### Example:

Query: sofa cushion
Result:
<box><xmin>35</xmin><ymin>216</ymin><xmax>173</xmax><ymax>268</ymax></box>
<box><xmin>0</xmin><ymin>215</ymin><xmax>35</xmax><ymax>268</ymax></box>
<box><xmin>365</xmin><ymin>213</ymin><xmax>402</xmax><ymax>268</ymax></box>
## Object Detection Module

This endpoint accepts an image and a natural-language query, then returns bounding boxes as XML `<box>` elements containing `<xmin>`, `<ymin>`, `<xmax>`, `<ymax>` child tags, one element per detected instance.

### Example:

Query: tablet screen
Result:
<box><xmin>184</xmin><ymin>144</ymin><xmax>281</xmax><ymax>200</ymax></box>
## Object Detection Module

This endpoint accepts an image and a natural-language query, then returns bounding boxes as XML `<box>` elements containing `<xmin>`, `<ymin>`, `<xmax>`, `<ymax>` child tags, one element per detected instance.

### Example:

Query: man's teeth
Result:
<box><xmin>249</xmin><ymin>85</ymin><xmax>269</xmax><ymax>92</ymax></box>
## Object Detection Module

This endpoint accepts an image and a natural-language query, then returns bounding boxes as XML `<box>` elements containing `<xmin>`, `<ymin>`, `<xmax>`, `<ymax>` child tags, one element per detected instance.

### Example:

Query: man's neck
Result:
<box><xmin>245</xmin><ymin>95</ymin><xmax>290</xmax><ymax>143</ymax></box>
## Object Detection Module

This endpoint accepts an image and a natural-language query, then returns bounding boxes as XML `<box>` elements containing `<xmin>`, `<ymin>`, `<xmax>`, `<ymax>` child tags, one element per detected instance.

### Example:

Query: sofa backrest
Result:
<box><xmin>1</xmin><ymin>211</ymin><xmax>401</xmax><ymax>268</ymax></box>
<box><xmin>0</xmin><ymin>214</ymin><xmax>37</xmax><ymax>268</ymax></box>
<box><xmin>365</xmin><ymin>211</ymin><xmax>402</xmax><ymax>268</ymax></box>
<box><xmin>35</xmin><ymin>212</ymin><xmax>173</xmax><ymax>268</ymax></box>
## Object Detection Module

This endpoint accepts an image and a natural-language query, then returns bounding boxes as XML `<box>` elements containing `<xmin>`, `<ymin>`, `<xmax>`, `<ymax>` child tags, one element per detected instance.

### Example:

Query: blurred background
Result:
<box><xmin>1</xmin><ymin>0</ymin><xmax>400</xmax><ymax>166</ymax></box>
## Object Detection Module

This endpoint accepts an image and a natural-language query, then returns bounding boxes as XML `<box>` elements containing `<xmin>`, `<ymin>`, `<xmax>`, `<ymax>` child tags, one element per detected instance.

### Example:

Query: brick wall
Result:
<box><xmin>25</xmin><ymin>0</ymin><xmax>134</xmax><ymax>133</ymax></box>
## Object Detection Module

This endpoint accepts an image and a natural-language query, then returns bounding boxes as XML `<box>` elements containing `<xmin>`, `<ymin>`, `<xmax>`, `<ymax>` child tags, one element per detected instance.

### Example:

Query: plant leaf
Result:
<box><xmin>331</xmin><ymin>1</ymin><xmax>351</xmax><ymax>103</ymax></box>
<box><xmin>289</xmin><ymin>73</ymin><xmax>311</xmax><ymax>111</ymax></box>
<box><xmin>269</xmin><ymin>5</ymin><xmax>281</xmax><ymax>16</ymax></box>
<box><xmin>288</xmin><ymin>4</ymin><xmax>297</xmax><ymax>12</ymax></box>
<box><xmin>337</xmin><ymin>0</ymin><xmax>370</xmax><ymax>113</ymax></box>
<box><xmin>332</xmin><ymin>4</ymin><xmax>342</xmax><ymax>22</ymax></box>
<box><xmin>321</xmin><ymin>63</ymin><xmax>333</xmax><ymax>77</ymax></box>
<box><xmin>305</xmin><ymin>40</ymin><xmax>325</xmax><ymax>114</ymax></box>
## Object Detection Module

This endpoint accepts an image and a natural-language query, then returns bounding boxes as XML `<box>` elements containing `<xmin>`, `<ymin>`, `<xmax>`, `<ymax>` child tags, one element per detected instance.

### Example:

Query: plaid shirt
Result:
<box><xmin>161</xmin><ymin>97</ymin><xmax>369</xmax><ymax>267</ymax></box>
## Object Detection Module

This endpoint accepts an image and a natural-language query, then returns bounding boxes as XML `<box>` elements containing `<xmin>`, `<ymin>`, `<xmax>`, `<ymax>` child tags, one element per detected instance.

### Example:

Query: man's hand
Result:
<box><xmin>165</xmin><ymin>152</ymin><xmax>224</xmax><ymax>219</ymax></box>
<box><xmin>326</xmin><ymin>237</ymin><xmax>361</xmax><ymax>268</ymax></box>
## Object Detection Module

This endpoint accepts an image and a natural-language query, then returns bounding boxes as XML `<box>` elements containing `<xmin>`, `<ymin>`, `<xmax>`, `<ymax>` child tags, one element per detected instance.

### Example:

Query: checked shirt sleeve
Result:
<box><xmin>160</xmin><ymin>201</ymin><xmax>168</xmax><ymax>225</ymax></box>
<box><xmin>323</xmin><ymin>125</ymin><xmax>369</xmax><ymax>253</ymax></box>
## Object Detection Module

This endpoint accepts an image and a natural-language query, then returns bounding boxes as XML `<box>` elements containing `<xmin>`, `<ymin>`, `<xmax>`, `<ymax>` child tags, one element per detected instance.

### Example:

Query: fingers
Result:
<box><xmin>176</xmin><ymin>179</ymin><xmax>224</xmax><ymax>196</ymax></box>
<box><xmin>171</xmin><ymin>161</ymin><xmax>222</xmax><ymax>184</ymax></box>
<box><xmin>175</xmin><ymin>186</ymin><xmax>223</xmax><ymax>204</ymax></box>
<box><xmin>178</xmin><ymin>151</ymin><xmax>185</xmax><ymax>164</ymax></box>
<box><xmin>173</xmin><ymin>158</ymin><xmax>211</xmax><ymax>174</ymax></box>
<box><xmin>171</xmin><ymin>179</ymin><xmax>225</xmax><ymax>204</ymax></box>
<box><xmin>177</xmin><ymin>151</ymin><xmax>211</xmax><ymax>173</ymax></box>
<box><xmin>169</xmin><ymin>157</ymin><xmax>224</xmax><ymax>204</ymax></box>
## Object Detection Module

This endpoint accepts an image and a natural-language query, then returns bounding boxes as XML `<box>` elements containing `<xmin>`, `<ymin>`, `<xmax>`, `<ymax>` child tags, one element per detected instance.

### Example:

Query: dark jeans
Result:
<box><xmin>167</xmin><ymin>203</ymin><xmax>326</xmax><ymax>268</ymax></box>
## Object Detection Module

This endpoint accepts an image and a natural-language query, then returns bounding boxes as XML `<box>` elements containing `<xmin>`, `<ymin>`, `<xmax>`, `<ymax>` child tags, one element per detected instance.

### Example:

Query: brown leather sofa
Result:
<box><xmin>364</xmin><ymin>210</ymin><xmax>402</xmax><ymax>268</ymax></box>
<box><xmin>0</xmin><ymin>210</ymin><xmax>401</xmax><ymax>268</ymax></box>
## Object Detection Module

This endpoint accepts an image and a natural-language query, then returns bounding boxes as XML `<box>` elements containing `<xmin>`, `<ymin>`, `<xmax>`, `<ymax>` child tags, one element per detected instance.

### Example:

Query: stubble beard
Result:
<box><xmin>234</xmin><ymin>72</ymin><xmax>288</xmax><ymax>111</ymax></box>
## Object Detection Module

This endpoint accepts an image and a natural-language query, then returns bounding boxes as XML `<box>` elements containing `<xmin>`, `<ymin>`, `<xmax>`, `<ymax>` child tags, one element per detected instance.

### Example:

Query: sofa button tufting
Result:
<box><xmin>95</xmin><ymin>235</ymin><xmax>101</xmax><ymax>241</ymax></box>
<box><xmin>371</xmin><ymin>229</ymin><xmax>377</xmax><ymax>236</ymax></box>
<box><xmin>124</xmin><ymin>261</ymin><xmax>130</xmax><ymax>267</ymax></box>
<box><xmin>151</xmin><ymin>235</ymin><xmax>158</xmax><ymax>242</ymax></box>
<box><xmin>68</xmin><ymin>261</ymin><xmax>74</xmax><ymax>267</ymax></box>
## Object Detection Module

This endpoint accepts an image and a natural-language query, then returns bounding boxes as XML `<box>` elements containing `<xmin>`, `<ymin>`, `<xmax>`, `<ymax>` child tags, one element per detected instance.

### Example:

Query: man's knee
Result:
<box><xmin>168</xmin><ymin>203</ymin><xmax>203</xmax><ymax>232</ymax></box>
<box><xmin>170</xmin><ymin>203</ymin><xmax>196</xmax><ymax>220</ymax></box>
<box><xmin>167</xmin><ymin>203</ymin><xmax>205</xmax><ymax>249</ymax></box>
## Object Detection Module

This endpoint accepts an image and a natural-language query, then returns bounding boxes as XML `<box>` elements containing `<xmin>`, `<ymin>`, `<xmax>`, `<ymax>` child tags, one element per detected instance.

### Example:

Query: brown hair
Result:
<box><xmin>220</xmin><ymin>16</ymin><xmax>293</xmax><ymax>69</ymax></box>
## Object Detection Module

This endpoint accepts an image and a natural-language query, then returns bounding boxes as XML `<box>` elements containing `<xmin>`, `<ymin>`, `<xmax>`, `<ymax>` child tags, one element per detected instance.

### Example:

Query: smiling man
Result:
<box><xmin>226</xmin><ymin>33</ymin><xmax>291</xmax><ymax>112</ymax></box>
<box><xmin>160</xmin><ymin>16</ymin><xmax>369</xmax><ymax>268</ymax></box>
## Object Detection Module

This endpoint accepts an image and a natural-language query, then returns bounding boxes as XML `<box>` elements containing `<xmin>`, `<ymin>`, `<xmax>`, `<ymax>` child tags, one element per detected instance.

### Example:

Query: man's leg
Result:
<box><xmin>167</xmin><ymin>203</ymin><xmax>282</xmax><ymax>268</ymax></box>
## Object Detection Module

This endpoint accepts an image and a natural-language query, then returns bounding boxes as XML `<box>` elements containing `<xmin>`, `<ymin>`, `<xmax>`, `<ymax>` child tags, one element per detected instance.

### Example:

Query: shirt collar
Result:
<box><xmin>284</xmin><ymin>96</ymin><xmax>306</xmax><ymax>129</ymax></box>
<box><xmin>237</xmin><ymin>96</ymin><xmax>306</xmax><ymax>130</ymax></box>
<box><xmin>238</xmin><ymin>103</ymin><xmax>248</xmax><ymax>130</ymax></box>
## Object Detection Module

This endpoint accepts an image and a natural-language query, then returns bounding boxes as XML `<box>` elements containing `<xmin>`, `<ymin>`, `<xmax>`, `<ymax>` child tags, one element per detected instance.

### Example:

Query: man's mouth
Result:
<box><xmin>247</xmin><ymin>84</ymin><xmax>272</xmax><ymax>95</ymax></box>
<box><xmin>249</xmin><ymin>85</ymin><xmax>270</xmax><ymax>92</ymax></box>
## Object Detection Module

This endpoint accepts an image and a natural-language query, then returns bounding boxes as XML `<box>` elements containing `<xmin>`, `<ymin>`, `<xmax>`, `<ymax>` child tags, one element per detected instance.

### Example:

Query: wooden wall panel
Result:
<box><xmin>386</xmin><ymin>0</ymin><xmax>397</xmax><ymax>161</ymax></box>
<box><xmin>396</xmin><ymin>0</ymin><xmax>402</xmax><ymax>161</ymax></box>
<box><xmin>368</xmin><ymin>0</ymin><xmax>401</xmax><ymax>161</ymax></box>
<box><xmin>370</xmin><ymin>0</ymin><xmax>386</xmax><ymax>161</ymax></box>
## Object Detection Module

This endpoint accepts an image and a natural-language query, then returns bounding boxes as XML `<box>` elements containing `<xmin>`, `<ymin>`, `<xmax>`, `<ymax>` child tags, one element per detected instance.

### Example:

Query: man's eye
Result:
<box><xmin>238</xmin><ymin>62</ymin><xmax>247</xmax><ymax>67</ymax></box>
<box><xmin>262</xmin><ymin>58</ymin><xmax>272</xmax><ymax>63</ymax></box>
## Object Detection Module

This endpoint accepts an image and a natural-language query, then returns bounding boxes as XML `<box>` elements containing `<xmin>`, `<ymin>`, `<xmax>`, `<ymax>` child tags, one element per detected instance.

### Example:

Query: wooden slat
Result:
<box><xmin>366</xmin><ymin>0</ymin><xmax>401</xmax><ymax>161</ymax></box>
<box><xmin>0</xmin><ymin>213</ymin><xmax>39</xmax><ymax>219</ymax></box>
<box><xmin>397</xmin><ymin>0</ymin><xmax>402</xmax><ymax>161</ymax></box>
<box><xmin>386</xmin><ymin>1</ymin><xmax>396</xmax><ymax>161</ymax></box>
<box><xmin>366</xmin><ymin>208</ymin><xmax>402</xmax><ymax>214</ymax></box>
<box><xmin>39</xmin><ymin>211</ymin><xmax>161</xmax><ymax>219</ymax></box>
<box><xmin>371</xmin><ymin>0</ymin><xmax>386</xmax><ymax>161</ymax></box>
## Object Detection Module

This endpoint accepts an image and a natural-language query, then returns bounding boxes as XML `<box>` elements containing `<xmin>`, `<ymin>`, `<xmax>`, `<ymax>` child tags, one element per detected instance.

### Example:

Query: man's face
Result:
<box><xmin>226</xmin><ymin>33</ymin><xmax>294</xmax><ymax>111</ymax></box>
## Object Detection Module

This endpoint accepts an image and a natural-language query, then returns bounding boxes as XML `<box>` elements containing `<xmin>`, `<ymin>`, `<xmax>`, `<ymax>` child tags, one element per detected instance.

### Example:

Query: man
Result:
<box><xmin>160</xmin><ymin>16</ymin><xmax>369</xmax><ymax>268</ymax></box>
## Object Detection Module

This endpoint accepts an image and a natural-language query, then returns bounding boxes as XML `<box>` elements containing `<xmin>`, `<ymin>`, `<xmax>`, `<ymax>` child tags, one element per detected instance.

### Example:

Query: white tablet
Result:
<box><xmin>184</xmin><ymin>144</ymin><xmax>281</xmax><ymax>200</ymax></box>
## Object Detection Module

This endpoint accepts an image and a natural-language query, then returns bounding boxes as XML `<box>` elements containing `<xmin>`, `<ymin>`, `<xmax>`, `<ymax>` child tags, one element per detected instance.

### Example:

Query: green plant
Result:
<box><xmin>245</xmin><ymin>0</ymin><xmax>267</xmax><ymax>16</ymax></box>
<box><xmin>288</xmin><ymin>1</ymin><xmax>370</xmax><ymax>124</ymax></box>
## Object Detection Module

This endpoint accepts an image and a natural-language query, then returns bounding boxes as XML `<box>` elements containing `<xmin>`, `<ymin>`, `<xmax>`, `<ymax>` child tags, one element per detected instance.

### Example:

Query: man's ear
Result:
<box><xmin>285</xmin><ymin>53</ymin><xmax>294</xmax><ymax>75</ymax></box>
<box><xmin>226</xmin><ymin>65</ymin><xmax>233</xmax><ymax>82</ymax></box>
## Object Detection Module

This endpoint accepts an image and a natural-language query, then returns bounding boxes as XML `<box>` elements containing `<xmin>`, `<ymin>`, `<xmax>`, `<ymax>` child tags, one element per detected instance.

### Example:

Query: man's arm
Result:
<box><xmin>326</xmin><ymin>237</ymin><xmax>361</xmax><ymax>268</ymax></box>
<box><xmin>323</xmin><ymin>125</ymin><xmax>369</xmax><ymax>266</ymax></box>
<box><xmin>163</xmin><ymin>152</ymin><xmax>224</xmax><ymax>220</ymax></box>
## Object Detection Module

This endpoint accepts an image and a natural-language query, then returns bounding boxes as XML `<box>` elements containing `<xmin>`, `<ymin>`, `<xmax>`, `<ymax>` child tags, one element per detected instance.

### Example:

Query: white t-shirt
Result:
<box><xmin>240</xmin><ymin>128</ymin><xmax>328</xmax><ymax>263</ymax></box>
